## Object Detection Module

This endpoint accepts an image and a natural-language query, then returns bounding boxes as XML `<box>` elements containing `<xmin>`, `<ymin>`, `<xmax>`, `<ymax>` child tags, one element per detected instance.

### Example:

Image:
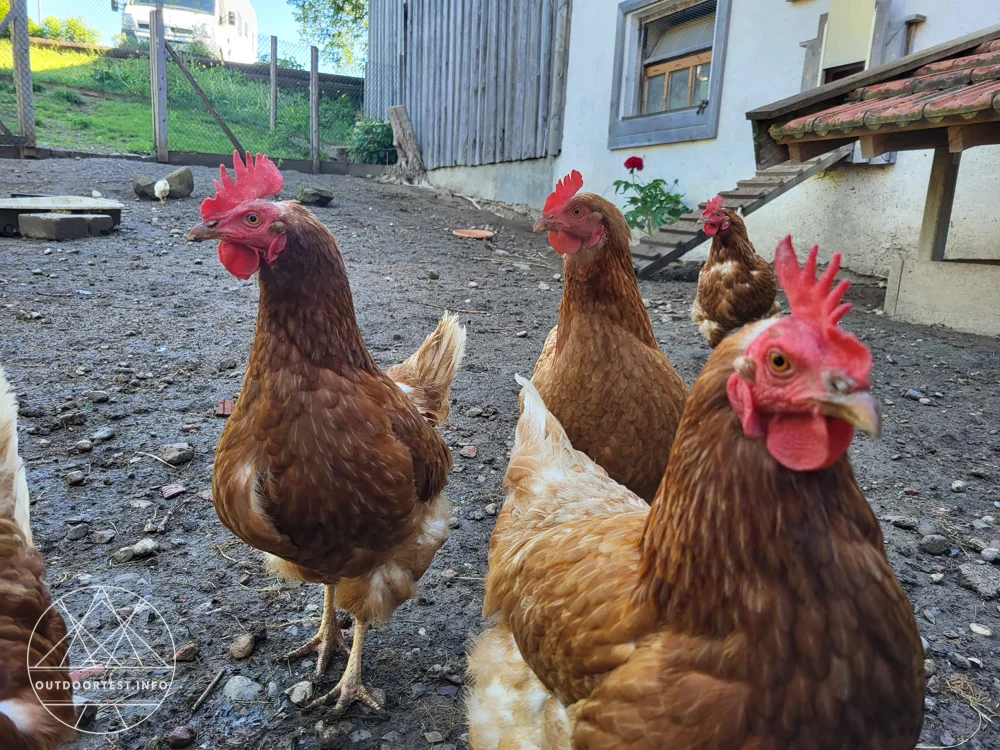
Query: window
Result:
<box><xmin>609</xmin><ymin>0</ymin><xmax>732</xmax><ymax>149</ymax></box>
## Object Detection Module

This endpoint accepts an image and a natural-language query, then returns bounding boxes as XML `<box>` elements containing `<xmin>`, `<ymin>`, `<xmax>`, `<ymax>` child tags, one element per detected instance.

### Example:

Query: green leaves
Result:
<box><xmin>346</xmin><ymin>117</ymin><xmax>397</xmax><ymax>164</ymax></box>
<box><xmin>287</xmin><ymin>0</ymin><xmax>367</xmax><ymax>70</ymax></box>
<box><xmin>612</xmin><ymin>175</ymin><xmax>688</xmax><ymax>235</ymax></box>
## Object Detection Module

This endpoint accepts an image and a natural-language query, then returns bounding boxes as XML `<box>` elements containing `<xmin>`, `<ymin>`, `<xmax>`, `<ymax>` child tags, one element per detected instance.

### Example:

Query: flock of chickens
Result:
<box><xmin>0</xmin><ymin>152</ymin><xmax>925</xmax><ymax>749</ymax></box>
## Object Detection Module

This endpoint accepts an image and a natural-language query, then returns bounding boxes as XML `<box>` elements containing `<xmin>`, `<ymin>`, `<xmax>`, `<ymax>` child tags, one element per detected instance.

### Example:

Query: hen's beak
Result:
<box><xmin>187</xmin><ymin>221</ymin><xmax>221</xmax><ymax>242</ymax></box>
<box><xmin>815</xmin><ymin>390</ymin><xmax>881</xmax><ymax>437</ymax></box>
<box><xmin>532</xmin><ymin>216</ymin><xmax>554</xmax><ymax>234</ymax></box>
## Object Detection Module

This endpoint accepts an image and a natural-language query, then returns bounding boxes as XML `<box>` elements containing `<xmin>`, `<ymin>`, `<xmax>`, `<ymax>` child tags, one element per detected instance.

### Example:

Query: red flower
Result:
<box><xmin>624</xmin><ymin>156</ymin><xmax>644</xmax><ymax>171</ymax></box>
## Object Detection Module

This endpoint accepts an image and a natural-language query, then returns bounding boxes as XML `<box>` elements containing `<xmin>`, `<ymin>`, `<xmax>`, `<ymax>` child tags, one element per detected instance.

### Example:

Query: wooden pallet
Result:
<box><xmin>633</xmin><ymin>144</ymin><xmax>854</xmax><ymax>278</ymax></box>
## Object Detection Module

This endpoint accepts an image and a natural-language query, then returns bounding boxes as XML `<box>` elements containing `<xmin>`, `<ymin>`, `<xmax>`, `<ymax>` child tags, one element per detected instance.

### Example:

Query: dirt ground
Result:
<box><xmin>1</xmin><ymin>156</ymin><xmax>998</xmax><ymax>750</ymax></box>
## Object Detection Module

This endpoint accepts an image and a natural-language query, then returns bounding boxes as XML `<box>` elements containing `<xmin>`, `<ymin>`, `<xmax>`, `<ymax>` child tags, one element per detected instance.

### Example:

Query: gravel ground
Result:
<box><xmin>1</xmin><ymin>156</ymin><xmax>999</xmax><ymax>750</ymax></box>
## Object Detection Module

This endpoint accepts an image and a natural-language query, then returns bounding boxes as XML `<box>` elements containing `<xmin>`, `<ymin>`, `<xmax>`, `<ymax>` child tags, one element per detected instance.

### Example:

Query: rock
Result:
<box><xmin>166</xmin><ymin>726</ymin><xmax>195</xmax><ymax>748</ymax></box>
<box><xmin>538</xmin><ymin>282</ymin><xmax>551</xmax><ymax>291</ymax></box>
<box><xmin>66</xmin><ymin>523</ymin><xmax>89</xmax><ymax>541</ymax></box>
<box><xmin>298</xmin><ymin>187</ymin><xmax>334</xmax><ymax>206</ymax></box>
<box><xmin>161</xmin><ymin>483</ymin><xmax>186</xmax><ymax>499</ymax></box>
<box><xmin>160</xmin><ymin>442</ymin><xmax>194</xmax><ymax>465</ymax></box>
<box><xmin>514</xmin><ymin>330</ymin><xmax>528</xmax><ymax>338</ymax></box>
<box><xmin>930</xmin><ymin>573</ymin><xmax>945</xmax><ymax>584</ymax></box>
<box><xmin>918</xmin><ymin>534</ymin><xmax>950</xmax><ymax>555</ymax></box>
<box><xmin>459</xmin><ymin>445</ymin><xmax>477</xmax><ymax>458</ymax></box>
<box><xmin>410</xmin><ymin>682</ymin><xmax>426</xmax><ymax>698</ymax></box>
<box><xmin>76</xmin><ymin>703</ymin><xmax>98</xmax><ymax>727</ymax></box>
<box><xmin>223</xmin><ymin>675</ymin><xmax>262</xmax><ymax>701</ymax></box>
<box><xmin>75</xmin><ymin>439</ymin><xmax>93</xmax><ymax>453</ymax></box>
<box><xmin>923</xmin><ymin>659</ymin><xmax>936</xmax><ymax>677</ymax></box>
<box><xmin>951</xmin><ymin>480</ymin><xmax>968</xmax><ymax>493</ymax></box>
<box><xmin>315</xmin><ymin>720</ymin><xmax>347</xmax><ymax>749</ymax></box>
<box><xmin>165</xmin><ymin>167</ymin><xmax>194</xmax><ymax>198</ymax></box>
<box><xmin>903</xmin><ymin>389</ymin><xmax>923</xmax><ymax>401</ymax></box>
<box><xmin>382</xmin><ymin>732</ymin><xmax>402</xmax><ymax>743</ymax></box>
<box><xmin>425</xmin><ymin>731</ymin><xmax>444</xmax><ymax>744</ymax></box>
<box><xmin>465</xmin><ymin>407</ymin><xmax>484</xmax><ymax>418</ymax></box>
<box><xmin>87</xmin><ymin>427</ymin><xmax>115</xmax><ymax>446</ymax></box>
<box><xmin>427</xmin><ymin>270</ymin><xmax>440</xmax><ymax>280</ymax></box>
<box><xmin>920</xmin><ymin>636</ymin><xmax>929</xmax><ymax>654</ymax></box>
<box><xmin>970</xmin><ymin>623</ymin><xmax>993</xmax><ymax>637</ymax></box>
<box><xmin>217</xmin><ymin>357</ymin><xmax>239</xmax><ymax>371</ymax></box>
<box><xmin>959</xmin><ymin>563</ymin><xmax>1000</xmax><ymax>599</ymax></box>
<box><xmin>939</xmin><ymin>732</ymin><xmax>956</xmax><ymax>747</ymax></box>
<box><xmin>484</xmin><ymin>503</ymin><xmax>497</xmax><ymax>516</ymax></box>
<box><xmin>286</xmin><ymin>680</ymin><xmax>314</xmax><ymax>706</ymax></box>
<box><xmin>885</xmin><ymin>515</ymin><xmax>918</xmax><ymax>530</ymax></box>
<box><xmin>948</xmin><ymin>652</ymin><xmax>971</xmax><ymax>670</ymax></box>
<box><xmin>982</xmin><ymin>547</ymin><xmax>1000</xmax><ymax>563</ymax></box>
<box><xmin>229</xmin><ymin>633</ymin><xmax>255</xmax><ymax>659</ymax></box>
<box><xmin>468</xmin><ymin>281</ymin><xmax>479</xmax><ymax>288</ymax></box>
<box><xmin>132</xmin><ymin>175</ymin><xmax>157</xmax><ymax>199</ymax></box>
<box><xmin>350</xmin><ymin>729</ymin><xmax>373</xmax><ymax>742</ymax></box>
<box><xmin>174</xmin><ymin>642</ymin><xmax>199</xmax><ymax>662</ymax></box>
<box><xmin>66</xmin><ymin>470</ymin><xmax>86</xmax><ymax>486</ymax></box>
<box><xmin>90</xmin><ymin>529</ymin><xmax>116</xmax><ymax>544</ymax></box>
<box><xmin>18</xmin><ymin>213</ymin><xmax>87</xmax><ymax>240</ymax></box>
<box><xmin>113</xmin><ymin>537</ymin><xmax>159</xmax><ymax>563</ymax></box>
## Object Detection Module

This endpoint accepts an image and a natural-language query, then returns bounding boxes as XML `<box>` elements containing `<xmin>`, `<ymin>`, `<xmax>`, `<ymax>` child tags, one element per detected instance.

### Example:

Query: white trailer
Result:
<box><xmin>121</xmin><ymin>0</ymin><xmax>259</xmax><ymax>64</ymax></box>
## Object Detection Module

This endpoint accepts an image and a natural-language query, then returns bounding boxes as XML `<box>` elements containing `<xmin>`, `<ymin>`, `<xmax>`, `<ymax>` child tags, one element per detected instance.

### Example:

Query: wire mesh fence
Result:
<box><xmin>0</xmin><ymin>0</ymin><xmax>392</xmax><ymax>166</ymax></box>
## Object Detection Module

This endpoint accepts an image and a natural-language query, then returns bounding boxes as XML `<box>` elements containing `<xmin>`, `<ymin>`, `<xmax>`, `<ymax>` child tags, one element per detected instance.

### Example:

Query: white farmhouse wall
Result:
<box><xmin>427</xmin><ymin>0</ymin><xmax>1000</xmax><ymax>277</ymax></box>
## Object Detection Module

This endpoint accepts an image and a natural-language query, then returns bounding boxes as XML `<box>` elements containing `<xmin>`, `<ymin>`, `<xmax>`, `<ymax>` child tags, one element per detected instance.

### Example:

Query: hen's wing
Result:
<box><xmin>387</xmin><ymin>312</ymin><xmax>466</xmax><ymax>425</ymax></box>
<box><xmin>530</xmin><ymin>325</ymin><xmax>559</xmax><ymax>390</ymax></box>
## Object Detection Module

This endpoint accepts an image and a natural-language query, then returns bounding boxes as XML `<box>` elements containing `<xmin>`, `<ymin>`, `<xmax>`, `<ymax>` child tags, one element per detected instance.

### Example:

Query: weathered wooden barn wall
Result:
<box><xmin>366</xmin><ymin>0</ymin><xmax>571</xmax><ymax>169</ymax></box>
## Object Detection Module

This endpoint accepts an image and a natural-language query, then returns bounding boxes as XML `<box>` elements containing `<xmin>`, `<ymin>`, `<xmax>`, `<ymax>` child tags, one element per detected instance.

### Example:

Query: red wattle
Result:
<box><xmin>218</xmin><ymin>241</ymin><xmax>260</xmax><ymax>279</ymax></box>
<box><xmin>548</xmin><ymin>231</ymin><xmax>582</xmax><ymax>255</ymax></box>
<box><xmin>765</xmin><ymin>412</ymin><xmax>854</xmax><ymax>471</ymax></box>
<box><xmin>703</xmin><ymin>223</ymin><xmax>718</xmax><ymax>236</ymax></box>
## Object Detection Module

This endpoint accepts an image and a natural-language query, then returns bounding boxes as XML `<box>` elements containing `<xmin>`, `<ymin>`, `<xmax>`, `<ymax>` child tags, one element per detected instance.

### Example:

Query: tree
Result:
<box><xmin>286</xmin><ymin>0</ymin><xmax>367</xmax><ymax>69</ymax></box>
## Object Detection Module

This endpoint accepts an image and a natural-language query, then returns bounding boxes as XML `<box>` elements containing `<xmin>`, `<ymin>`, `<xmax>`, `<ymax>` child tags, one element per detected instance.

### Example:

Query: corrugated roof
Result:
<box><xmin>770</xmin><ymin>38</ymin><xmax>1000</xmax><ymax>141</ymax></box>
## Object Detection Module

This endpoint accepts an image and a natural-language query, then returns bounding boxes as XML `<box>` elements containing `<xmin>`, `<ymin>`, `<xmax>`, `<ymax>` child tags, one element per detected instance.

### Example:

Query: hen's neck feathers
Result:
<box><xmin>635</xmin><ymin>334</ymin><xmax>882</xmax><ymax>632</ymax></box>
<box><xmin>559</xmin><ymin>204</ymin><xmax>656</xmax><ymax>348</ymax></box>
<box><xmin>709</xmin><ymin>215</ymin><xmax>757</xmax><ymax>264</ymax></box>
<box><xmin>254</xmin><ymin>203</ymin><xmax>377</xmax><ymax>373</ymax></box>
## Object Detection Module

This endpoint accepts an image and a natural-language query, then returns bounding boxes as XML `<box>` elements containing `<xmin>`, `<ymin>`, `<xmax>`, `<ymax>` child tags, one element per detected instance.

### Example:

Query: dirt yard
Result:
<box><xmin>1</xmin><ymin>156</ymin><xmax>998</xmax><ymax>750</ymax></box>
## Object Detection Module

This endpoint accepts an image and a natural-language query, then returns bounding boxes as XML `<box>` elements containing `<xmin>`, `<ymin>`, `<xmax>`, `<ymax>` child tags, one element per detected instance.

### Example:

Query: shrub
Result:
<box><xmin>36</xmin><ymin>15</ymin><xmax>100</xmax><ymax>44</ymax></box>
<box><xmin>346</xmin><ymin>117</ymin><xmax>396</xmax><ymax>165</ymax></box>
<box><xmin>612</xmin><ymin>156</ymin><xmax>688</xmax><ymax>236</ymax></box>
<box><xmin>52</xmin><ymin>87</ymin><xmax>85</xmax><ymax>105</ymax></box>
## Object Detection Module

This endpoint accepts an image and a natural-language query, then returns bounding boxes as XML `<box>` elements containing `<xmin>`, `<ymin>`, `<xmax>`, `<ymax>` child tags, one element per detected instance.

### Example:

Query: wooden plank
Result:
<box><xmin>269</xmin><ymin>36</ymin><xmax>278</xmax><ymax>130</ymax></box>
<box><xmin>787</xmin><ymin>138</ymin><xmax>854</xmax><ymax>163</ymax></box>
<box><xmin>918</xmin><ymin>147</ymin><xmax>961</xmax><ymax>262</ymax></box>
<box><xmin>165</xmin><ymin>42</ymin><xmax>243</xmax><ymax>153</ymax></box>
<box><xmin>455</xmin><ymin>0</ymin><xmax>467</xmax><ymax>166</ymax></box>
<box><xmin>149</xmin><ymin>9</ymin><xmax>168</xmax><ymax>162</ymax></box>
<box><xmin>494</xmin><ymin>0</ymin><xmax>508</xmax><ymax>163</ymax></box>
<box><xmin>799</xmin><ymin>13</ymin><xmax>827</xmax><ymax>91</ymax></box>
<box><xmin>523</xmin><ymin>0</ymin><xmax>542</xmax><ymax>159</ymax></box>
<box><xmin>535</xmin><ymin>0</ymin><xmax>553</xmax><ymax>156</ymax></box>
<box><xmin>547</xmin><ymin>0</ymin><xmax>570</xmax><ymax>157</ymax></box>
<box><xmin>747</xmin><ymin>23</ymin><xmax>1000</xmax><ymax>121</ymax></box>
<box><xmin>10</xmin><ymin>0</ymin><xmax>35</xmax><ymax>149</ymax></box>
<box><xmin>310</xmin><ymin>46</ymin><xmax>320</xmax><ymax>174</ymax></box>
<box><xmin>947</xmin><ymin>123</ymin><xmax>1000</xmax><ymax>152</ymax></box>
<box><xmin>511</xmin><ymin>0</ymin><xmax>528</xmax><ymax>161</ymax></box>
<box><xmin>483</xmin><ymin>0</ymin><xmax>498</xmax><ymax>164</ymax></box>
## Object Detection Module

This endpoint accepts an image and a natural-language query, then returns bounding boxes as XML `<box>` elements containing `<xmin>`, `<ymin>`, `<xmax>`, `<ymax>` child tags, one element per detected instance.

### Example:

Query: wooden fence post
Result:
<box><xmin>149</xmin><ymin>9</ymin><xmax>169</xmax><ymax>162</ymax></box>
<box><xmin>310</xmin><ymin>46</ymin><xmax>320</xmax><ymax>174</ymax></box>
<box><xmin>269</xmin><ymin>35</ymin><xmax>278</xmax><ymax>130</ymax></box>
<box><xmin>387</xmin><ymin>105</ymin><xmax>425</xmax><ymax>184</ymax></box>
<box><xmin>10</xmin><ymin>0</ymin><xmax>35</xmax><ymax>151</ymax></box>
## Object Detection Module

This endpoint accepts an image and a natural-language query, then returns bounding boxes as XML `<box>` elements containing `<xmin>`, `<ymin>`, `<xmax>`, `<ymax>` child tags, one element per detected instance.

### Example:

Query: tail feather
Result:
<box><xmin>388</xmin><ymin>312</ymin><xmax>467</xmax><ymax>425</ymax></box>
<box><xmin>0</xmin><ymin>367</ymin><xmax>30</xmax><ymax>546</ymax></box>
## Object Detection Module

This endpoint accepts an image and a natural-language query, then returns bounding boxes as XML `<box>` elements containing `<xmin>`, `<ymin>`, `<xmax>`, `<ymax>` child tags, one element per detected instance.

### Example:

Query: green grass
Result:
<box><xmin>0</xmin><ymin>40</ymin><xmax>359</xmax><ymax>158</ymax></box>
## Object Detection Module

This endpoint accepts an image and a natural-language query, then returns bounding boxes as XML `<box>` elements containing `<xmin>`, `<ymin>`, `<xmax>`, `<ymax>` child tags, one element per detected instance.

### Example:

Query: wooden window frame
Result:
<box><xmin>642</xmin><ymin>49</ymin><xmax>712</xmax><ymax>113</ymax></box>
<box><xmin>609</xmin><ymin>0</ymin><xmax>732</xmax><ymax>149</ymax></box>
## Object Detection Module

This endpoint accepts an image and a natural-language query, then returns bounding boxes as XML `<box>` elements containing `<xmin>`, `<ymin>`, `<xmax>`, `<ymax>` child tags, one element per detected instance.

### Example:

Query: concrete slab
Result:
<box><xmin>18</xmin><ymin>213</ymin><xmax>90</xmax><ymax>240</ymax></box>
<box><xmin>885</xmin><ymin>256</ymin><xmax>1000</xmax><ymax>337</ymax></box>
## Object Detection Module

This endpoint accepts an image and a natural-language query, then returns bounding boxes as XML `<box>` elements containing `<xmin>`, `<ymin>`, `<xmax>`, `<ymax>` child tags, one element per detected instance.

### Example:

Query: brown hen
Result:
<box><xmin>530</xmin><ymin>170</ymin><xmax>686</xmax><ymax>501</ymax></box>
<box><xmin>189</xmin><ymin>152</ymin><xmax>466</xmax><ymax>716</ymax></box>
<box><xmin>467</xmin><ymin>239</ymin><xmax>924</xmax><ymax>749</ymax></box>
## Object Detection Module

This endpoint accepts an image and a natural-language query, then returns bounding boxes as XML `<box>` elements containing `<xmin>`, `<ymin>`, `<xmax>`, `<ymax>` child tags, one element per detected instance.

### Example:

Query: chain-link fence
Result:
<box><xmin>0</xmin><ymin>0</ymin><xmax>393</xmax><ymax>167</ymax></box>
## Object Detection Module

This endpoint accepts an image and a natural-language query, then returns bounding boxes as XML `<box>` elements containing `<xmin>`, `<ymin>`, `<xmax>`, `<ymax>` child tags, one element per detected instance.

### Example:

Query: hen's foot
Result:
<box><xmin>281</xmin><ymin>584</ymin><xmax>351</xmax><ymax>675</ymax></box>
<box><xmin>307</xmin><ymin>619</ymin><xmax>383</xmax><ymax>716</ymax></box>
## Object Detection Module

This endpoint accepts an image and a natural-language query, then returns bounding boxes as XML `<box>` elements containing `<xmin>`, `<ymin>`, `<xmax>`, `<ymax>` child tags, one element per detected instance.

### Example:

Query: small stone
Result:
<box><xmin>174</xmin><ymin>642</ymin><xmax>199</xmax><ymax>662</ymax></box>
<box><xmin>223</xmin><ymin>675</ymin><xmax>262</xmax><ymax>701</ymax></box>
<box><xmin>948</xmin><ymin>653</ymin><xmax>971</xmax><ymax>670</ymax></box>
<box><xmin>973</xmin><ymin>519</ymin><xmax>990</xmax><ymax>530</ymax></box>
<box><xmin>919</xmin><ymin>397</ymin><xmax>932</xmax><ymax>405</ymax></box>
<box><xmin>484</xmin><ymin>503</ymin><xmax>497</xmax><ymax>516</ymax></box>
<box><xmin>981</xmin><ymin>547</ymin><xmax>1000</xmax><ymax>563</ymax></box>
<box><xmin>514</xmin><ymin>330</ymin><xmax>528</xmax><ymax>338</ymax></box>
<box><xmin>920</xmin><ymin>636</ymin><xmax>929</xmax><ymax>654</ymax></box>
<box><xmin>315</xmin><ymin>720</ymin><xmax>347</xmax><ymax>749</ymax></box>
<box><xmin>468</xmin><ymin>281</ymin><xmax>479</xmax><ymax>288</ymax></box>
<box><xmin>66</xmin><ymin>523</ymin><xmax>89</xmax><ymax>541</ymax></box>
<box><xmin>918</xmin><ymin>534</ymin><xmax>950</xmax><ymax>555</ymax></box>
<box><xmin>968</xmin><ymin>657</ymin><xmax>984</xmax><ymax>668</ymax></box>
<box><xmin>230</xmin><ymin>633</ymin><xmax>256</xmax><ymax>660</ymax></box>
<box><xmin>924</xmin><ymin>659</ymin><xmax>936</xmax><ymax>677</ymax></box>
<box><xmin>903</xmin><ymin>487</ymin><xmax>919</xmax><ymax>496</ymax></box>
<box><xmin>161</xmin><ymin>483</ymin><xmax>186</xmax><ymax>499</ymax></box>
<box><xmin>160</xmin><ymin>442</ymin><xmax>194</xmax><ymax>465</ymax></box>
<box><xmin>217</xmin><ymin>357</ymin><xmax>239</xmax><ymax>371</ymax></box>
<box><xmin>427</xmin><ymin>270</ymin><xmax>440</xmax><ymax>280</ymax></box>
<box><xmin>465</xmin><ymin>407</ymin><xmax>484</xmax><ymax>418</ymax></box>
<box><xmin>166</xmin><ymin>726</ymin><xmax>195</xmax><ymax>749</ymax></box>
<box><xmin>959</xmin><ymin>563</ymin><xmax>1000</xmax><ymax>599</ymax></box>
<box><xmin>970</xmin><ymin>623</ymin><xmax>993</xmax><ymax>637</ymax></box>
<box><xmin>75</xmin><ymin>439</ymin><xmax>93</xmax><ymax>453</ymax></box>
<box><xmin>297</xmin><ymin>187</ymin><xmax>334</xmax><ymax>206</ymax></box>
<box><xmin>470</xmin><ymin>510</ymin><xmax>485</xmax><ymax>521</ymax></box>
<box><xmin>286</xmin><ymin>680</ymin><xmax>314</xmax><ymax>706</ymax></box>
<box><xmin>903</xmin><ymin>389</ymin><xmax>923</xmax><ymax>401</ymax></box>
<box><xmin>382</xmin><ymin>732</ymin><xmax>402</xmax><ymax>743</ymax></box>
<box><xmin>459</xmin><ymin>445</ymin><xmax>478</xmax><ymax>458</ymax></box>
<box><xmin>411</xmin><ymin>682</ymin><xmax>426</xmax><ymax>698</ymax></box>
<box><xmin>448</xmin><ymin>516</ymin><xmax>460</xmax><ymax>529</ymax></box>
<box><xmin>886</xmin><ymin>515</ymin><xmax>917</xmax><ymax>530</ymax></box>
<box><xmin>66</xmin><ymin>470</ymin><xmax>86</xmax><ymax>486</ymax></box>
<box><xmin>538</xmin><ymin>282</ymin><xmax>551</xmax><ymax>291</ymax></box>
<box><xmin>91</xmin><ymin>426</ymin><xmax>115</xmax><ymax>443</ymax></box>
<box><xmin>951</xmin><ymin>480</ymin><xmax>968</xmax><ymax>493</ymax></box>
<box><xmin>930</xmin><ymin>573</ymin><xmax>944</xmax><ymax>584</ymax></box>
<box><xmin>424</xmin><ymin>732</ymin><xmax>444</xmax><ymax>744</ymax></box>
<box><xmin>350</xmin><ymin>729</ymin><xmax>373</xmax><ymax>742</ymax></box>
<box><xmin>90</xmin><ymin>529</ymin><xmax>116</xmax><ymax>544</ymax></box>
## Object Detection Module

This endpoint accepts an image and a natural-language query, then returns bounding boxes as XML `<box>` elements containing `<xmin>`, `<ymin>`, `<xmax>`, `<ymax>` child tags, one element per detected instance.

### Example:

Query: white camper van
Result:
<box><xmin>120</xmin><ymin>0</ymin><xmax>259</xmax><ymax>64</ymax></box>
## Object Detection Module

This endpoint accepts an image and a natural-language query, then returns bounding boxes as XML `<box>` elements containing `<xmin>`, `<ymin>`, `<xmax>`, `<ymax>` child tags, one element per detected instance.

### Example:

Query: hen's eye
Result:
<box><xmin>768</xmin><ymin>351</ymin><xmax>791</xmax><ymax>373</ymax></box>
<box><xmin>571</xmin><ymin>207</ymin><xmax>583</xmax><ymax>217</ymax></box>
<box><xmin>245</xmin><ymin>213</ymin><xmax>261</xmax><ymax>226</ymax></box>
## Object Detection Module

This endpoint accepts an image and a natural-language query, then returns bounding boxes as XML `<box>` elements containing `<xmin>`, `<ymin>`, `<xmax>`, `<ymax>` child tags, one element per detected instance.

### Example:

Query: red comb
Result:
<box><xmin>774</xmin><ymin>235</ymin><xmax>852</xmax><ymax>329</ymax></box>
<box><xmin>701</xmin><ymin>195</ymin><xmax>723</xmax><ymax>217</ymax></box>
<box><xmin>200</xmin><ymin>151</ymin><xmax>284</xmax><ymax>220</ymax></box>
<box><xmin>543</xmin><ymin>170</ymin><xmax>584</xmax><ymax>213</ymax></box>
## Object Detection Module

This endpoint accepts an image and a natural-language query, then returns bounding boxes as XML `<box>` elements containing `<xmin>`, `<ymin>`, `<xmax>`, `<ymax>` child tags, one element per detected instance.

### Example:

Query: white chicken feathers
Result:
<box><xmin>154</xmin><ymin>179</ymin><xmax>170</xmax><ymax>204</ymax></box>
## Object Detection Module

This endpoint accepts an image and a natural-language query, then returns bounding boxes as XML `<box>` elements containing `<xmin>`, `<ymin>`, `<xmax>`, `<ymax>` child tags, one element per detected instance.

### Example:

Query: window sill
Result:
<box><xmin>609</xmin><ymin>108</ymin><xmax>718</xmax><ymax>149</ymax></box>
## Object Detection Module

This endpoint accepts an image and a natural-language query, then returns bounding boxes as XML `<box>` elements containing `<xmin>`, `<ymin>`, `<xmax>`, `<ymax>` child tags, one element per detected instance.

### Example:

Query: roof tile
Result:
<box><xmin>914</xmin><ymin>50</ymin><xmax>1000</xmax><ymax>77</ymax></box>
<box><xmin>971</xmin><ymin>63</ymin><xmax>1000</xmax><ymax>83</ymax></box>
